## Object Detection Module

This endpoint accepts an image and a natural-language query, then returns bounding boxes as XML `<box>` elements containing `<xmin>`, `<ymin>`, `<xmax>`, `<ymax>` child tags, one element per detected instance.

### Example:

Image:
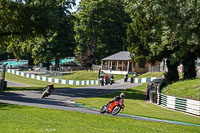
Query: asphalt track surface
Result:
<box><xmin>7</xmin><ymin>81</ymin><xmax>29</xmax><ymax>86</ymax></box>
<box><xmin>0</xmin><ymin>80</ymin><xmax>200</xmax><ymax>127</ymax></box>
<box><xmin>0</xmin><ymin>80</ymin><xmax>139</xmax><ymax>114</ymax></box>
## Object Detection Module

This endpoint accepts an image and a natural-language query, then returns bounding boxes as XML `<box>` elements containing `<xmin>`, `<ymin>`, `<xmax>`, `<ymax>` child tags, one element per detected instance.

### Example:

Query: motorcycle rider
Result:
<box><xmin>106</xmin><ymin>93</ymin><xmax>125</xmax><ymax>107</ymax></box>
<box><xmin>44</xmin><ymin>82</ymin><xmax>55</xmax><ymax>95</ymax></box>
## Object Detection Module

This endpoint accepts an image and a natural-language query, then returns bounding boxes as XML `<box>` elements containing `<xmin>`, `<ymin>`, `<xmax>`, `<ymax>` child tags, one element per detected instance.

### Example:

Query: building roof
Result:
<box><xmin>102</xmin><ymin>51</ymin><xmax>133</xmax><ymax>61</ymax></box>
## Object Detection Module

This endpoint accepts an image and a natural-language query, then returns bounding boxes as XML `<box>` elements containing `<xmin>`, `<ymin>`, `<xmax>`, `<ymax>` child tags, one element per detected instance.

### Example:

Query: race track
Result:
<box><xmin>0</xmin><ymin>80</ymin><xmax>199</xmax><ymax>127</ymax></box>
<box><xmin>0</xmin><ymin>80</ymin><xmax>140</xmax><ymax>114</ymax></box>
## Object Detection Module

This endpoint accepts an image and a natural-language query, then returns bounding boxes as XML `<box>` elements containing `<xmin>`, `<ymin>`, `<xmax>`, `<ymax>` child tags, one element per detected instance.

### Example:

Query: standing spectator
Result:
<box><xmin>124</xmin><ymin>74</ymin><xmax>128</xmax><ymax>82</ymax></box>
<box><xmin>104</xmin><ymin>74</ymin><xmax>109</xmax><ymax>85</ymax></box>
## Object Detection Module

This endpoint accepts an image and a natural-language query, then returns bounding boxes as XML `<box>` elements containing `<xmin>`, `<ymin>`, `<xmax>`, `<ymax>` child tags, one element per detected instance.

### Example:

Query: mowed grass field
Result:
<box><xmin>75</xmin><ymin>84</ymin><xmax>200</xmax><ymax>125</ymax></box>
<box><xmin>0</xmin><ymin>103</ymin><xmax>199</xmax><ymax>133</ymax></box>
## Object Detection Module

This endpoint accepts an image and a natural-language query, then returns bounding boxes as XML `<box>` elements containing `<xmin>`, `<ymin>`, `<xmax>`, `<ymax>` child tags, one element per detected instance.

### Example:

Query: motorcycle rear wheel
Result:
<box><xmin>111</xmin><ymin>106</ymin><xmax>121</xmax><ymax>115</ymax></box>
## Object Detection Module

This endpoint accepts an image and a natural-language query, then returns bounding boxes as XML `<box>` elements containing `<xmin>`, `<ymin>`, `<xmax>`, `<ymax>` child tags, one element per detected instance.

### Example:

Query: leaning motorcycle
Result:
<box><xmin>100</xmin><ymin>99</ymin><xmax>124</xmax><ymax>115</ymax></box>
<box><xmin>41</xmin><ymin>88</ymin><xmax>51</xmax><ymax>98</ymax></box>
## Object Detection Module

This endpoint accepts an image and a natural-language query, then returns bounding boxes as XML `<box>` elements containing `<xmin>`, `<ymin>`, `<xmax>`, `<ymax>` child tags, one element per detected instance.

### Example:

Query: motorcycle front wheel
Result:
<box><xmin>111</xmin><ymin>106</ymin><xmax>121</xmax><ymax>115</ymax></box>
<box><xmin>100</xmin><ymin>105</ymin><xmax>106</xmax><ymax>114</ymax></box>
<box><xmin>41</xmin><ymin>91</ymin><xmax>49</xmax><ymax>99</ymax></box>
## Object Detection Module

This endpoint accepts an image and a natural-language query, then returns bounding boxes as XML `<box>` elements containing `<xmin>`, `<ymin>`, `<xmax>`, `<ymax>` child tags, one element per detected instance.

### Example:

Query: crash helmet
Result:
<box><xmin>120</xmin><ymin>93</ymin><xmax>125</xmax><ymax>98</ymax></box>
<box><xmin>50</xmin><ymin>83</ymin><xmax>54</xmax><ymax>86</ymax></box>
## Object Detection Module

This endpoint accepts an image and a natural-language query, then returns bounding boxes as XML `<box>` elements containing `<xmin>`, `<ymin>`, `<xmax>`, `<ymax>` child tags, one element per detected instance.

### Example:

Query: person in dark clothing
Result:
<box><xmin>124</xmin><ymin>74</ymin><xmax>128</xmax><ymax>82</ymax></box>
<box><xmin>110</xmin><ymin>74</ymin><xmax>114</xmax><ymax>79</ymax></box>
<box><xmin>44</xmin><ymin>83</ymin><xmax>55</xmax><ymax>94</ymax></box>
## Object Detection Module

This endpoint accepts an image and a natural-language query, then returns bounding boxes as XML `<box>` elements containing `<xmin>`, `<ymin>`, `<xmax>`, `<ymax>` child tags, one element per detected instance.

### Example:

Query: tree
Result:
<box><xmin>126</xmin><ymin>0</ymin><xmax>180</xmax><ymax>83</ymax></box>
<box><xmin>0</xmin><ymin>0</ymin><xmax>76</xmax><ymax>69</ymax></box>
<box><xmin>158</xmin><ymin>0</ymin><xmax>200</xmax><ymax>80</ymax></box>
<box><xmin>74</xmin><ymin>0</ymin><xmax>130</xmax><ymax>67</ymax></box>
<box><xmin>27</xmin><ymin>14</ymin><xmax>76</xmax><ymax>70</ymax></box>
<box><xmin>126</xmin><ymin>0</ymin><xmax>200</xmax><ymax>83</ymax></box>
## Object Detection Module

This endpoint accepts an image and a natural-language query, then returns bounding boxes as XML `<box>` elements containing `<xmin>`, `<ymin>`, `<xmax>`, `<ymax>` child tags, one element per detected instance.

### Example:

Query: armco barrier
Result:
<box><xmin>7</xmin><ymin>69</ymin><xmax>99</xmax><ymax>86</ymax></box>
<box><xmin>132</xmin><ymin>77</ymin><xmax>160</xmax><ymax>83</ymax></box>
<box><xmin>157</xmin><ymin>93</ymin><xmax>200</xmax><ymax>116</ymax></box>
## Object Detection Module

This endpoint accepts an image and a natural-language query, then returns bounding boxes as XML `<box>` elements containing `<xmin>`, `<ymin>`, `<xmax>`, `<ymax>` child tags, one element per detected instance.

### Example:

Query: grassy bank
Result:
<box><xmin>62</xmin><ymin>71</ymin><xmax>125</xmax><ymax>81</ymax></box>
<box><xmin>136</xmin><ymin>72</ymin><xmax>164</xmax><ymax>78</ymax></box>
<box><xmin>162</xmin><ymin>78</ymin><xmax>200</xmax><ymax>100</ymax></box>
<box><xmin>0</xmin><ymin>103</ymin><xmax>199</xmax><ymax>133</ymax></box>
<box><xmin>4</xmin><ymin>73</ymin><xmax>85</xmax><ymax>91</ymax></box>
<box><xmin>75</xmin><ymin>84</ymin><xmax>200</xmax><ymax>125</ymax></box>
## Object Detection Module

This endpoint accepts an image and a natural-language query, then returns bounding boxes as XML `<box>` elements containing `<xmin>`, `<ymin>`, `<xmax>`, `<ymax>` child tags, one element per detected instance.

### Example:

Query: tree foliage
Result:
<box><xmin>0</xmin><ymin>0</ymin><xmax>76</xmax><ymax>69</ymax></box>
<box><xmin>126</xmin><ymin>0</ymin><xmax>200</xmax><ymax>82</ymax></box>
<box><xmin>74</xmin><ymin>0</ymin><xmax>130</xmax><ymax>67</ymax></box>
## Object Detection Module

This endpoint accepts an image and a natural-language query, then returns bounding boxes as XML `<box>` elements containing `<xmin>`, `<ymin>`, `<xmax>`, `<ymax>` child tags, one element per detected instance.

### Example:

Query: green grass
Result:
<box><xmin>75</xmin><ymin>84</ymin><xmax>200</xmax><ymax>125</ymax></box>
<box><xmin>136</xmin><ymin>72</ymin><xmax>164</xmax><ymax>78</ymax></box>
<box><xmin>62</xmin><ymin>71</ymin><xmax>125</xmax><ymax>81</ymax></box>
<box><xmin>162</xmin><ymin>78</ymin><xmax>200</xmax><ymax>100</ymax></box>
<box><xmin>62</xmin><ymin>71</ymin><xmax>98</xmax><ymax>80</ymax></box>
<box><xmin>0</xmin><ymin>103</ymin><xmax>199</xmax><ymax>133</ymax></box>
<box><xmin>4</xmin><ymin>73</ymin><xmax>86</xmax><ymax>91</ymax></box>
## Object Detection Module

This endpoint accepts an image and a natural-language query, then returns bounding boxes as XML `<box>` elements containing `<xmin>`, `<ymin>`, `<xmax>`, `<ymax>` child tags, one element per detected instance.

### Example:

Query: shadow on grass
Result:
<box><xmin>63</xmin><ymin>72</ymin><xmax>74</xmax><ymax>76</ymax></box>
<box><xmin>97</xmin><ymin>89</ymin><xmax>145</xmax><ymax>100</ymax></box>
<box><xmin>0</xmin><ymin>102</ymin><xmax>24</xmax><ymax>110</ymax></box>
<box><xmin>5</xmin><ymin>87</ymin><xmax>43</xmax><ymax>91</ymax></box>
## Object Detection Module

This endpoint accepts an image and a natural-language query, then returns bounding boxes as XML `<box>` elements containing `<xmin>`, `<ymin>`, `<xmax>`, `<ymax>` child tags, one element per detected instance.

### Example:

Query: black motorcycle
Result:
<box><xmin>110</xmin><ymin>77</ymin><xmax>114</xmax><ymax>85</ymax></box>
<box><xmin>99</xmin><ymin>77</ymin><xmax>104</xmax><ymax>86</ymax></box>
<box><xmin>41</xmin><ymin>88</ymin><xmax>51</xmax><ymax>98</ymax></box>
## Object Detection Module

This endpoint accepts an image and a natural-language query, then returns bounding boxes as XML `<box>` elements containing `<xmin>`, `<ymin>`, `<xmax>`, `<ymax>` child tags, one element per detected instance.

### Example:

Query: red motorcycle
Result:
<box><xmin>100</xmin><ymin>99</ymin><xmax>124</xmax><ymax>115</ymax></box>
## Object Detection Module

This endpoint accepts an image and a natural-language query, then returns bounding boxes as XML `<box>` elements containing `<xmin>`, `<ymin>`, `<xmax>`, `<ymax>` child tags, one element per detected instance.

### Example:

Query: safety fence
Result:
<box><xmin>131</xmin><ymin>77</ymin><xmax>160</xmax><ymax>83</ymax></box>
<box><xmin>157</xmin><ymin>93</ymin><xmax>200</xmax><ymax>116</ymax></box>
<box><xmin>7</xmin><ymin>69</ymin><xmax>99</xmax><ymax>86</ymax></box>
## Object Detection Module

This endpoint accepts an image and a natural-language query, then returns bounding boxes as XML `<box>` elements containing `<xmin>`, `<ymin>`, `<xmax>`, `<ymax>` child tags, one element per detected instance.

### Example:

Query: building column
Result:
<box><xmin>127</xmin><ymin>61</ymin><xmax>130</xmax><ymax>72</ymax></box>
<box><xmin>122</xmin><ymin>61</ymin><xmax>124</xmax><ymax>71</ymax></box>
<box><xmin>101</xmin><ymin>60</ymin><xmax>103</xmax><ymax>69</ymax></box>
<box><xmin>116</xmin><ymin>61</ymin><xmax>119</xmax><ymax>71</ymax></box>
<box><xmin>108</xmin><ymin>61</ymin><xmax>110</xmax><ymax>70</ymax></box>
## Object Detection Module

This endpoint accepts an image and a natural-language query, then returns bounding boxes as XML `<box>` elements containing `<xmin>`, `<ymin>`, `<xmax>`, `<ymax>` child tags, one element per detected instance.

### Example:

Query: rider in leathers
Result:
<box><xmin>44</xmin><ymin>83</ymin><xmax>55</xmax><ymax>95</ymax></box>
<box><xmin>106</xmin><ymin>93</ymin><xmax>125</xmax><ymax>107</ymax></box>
